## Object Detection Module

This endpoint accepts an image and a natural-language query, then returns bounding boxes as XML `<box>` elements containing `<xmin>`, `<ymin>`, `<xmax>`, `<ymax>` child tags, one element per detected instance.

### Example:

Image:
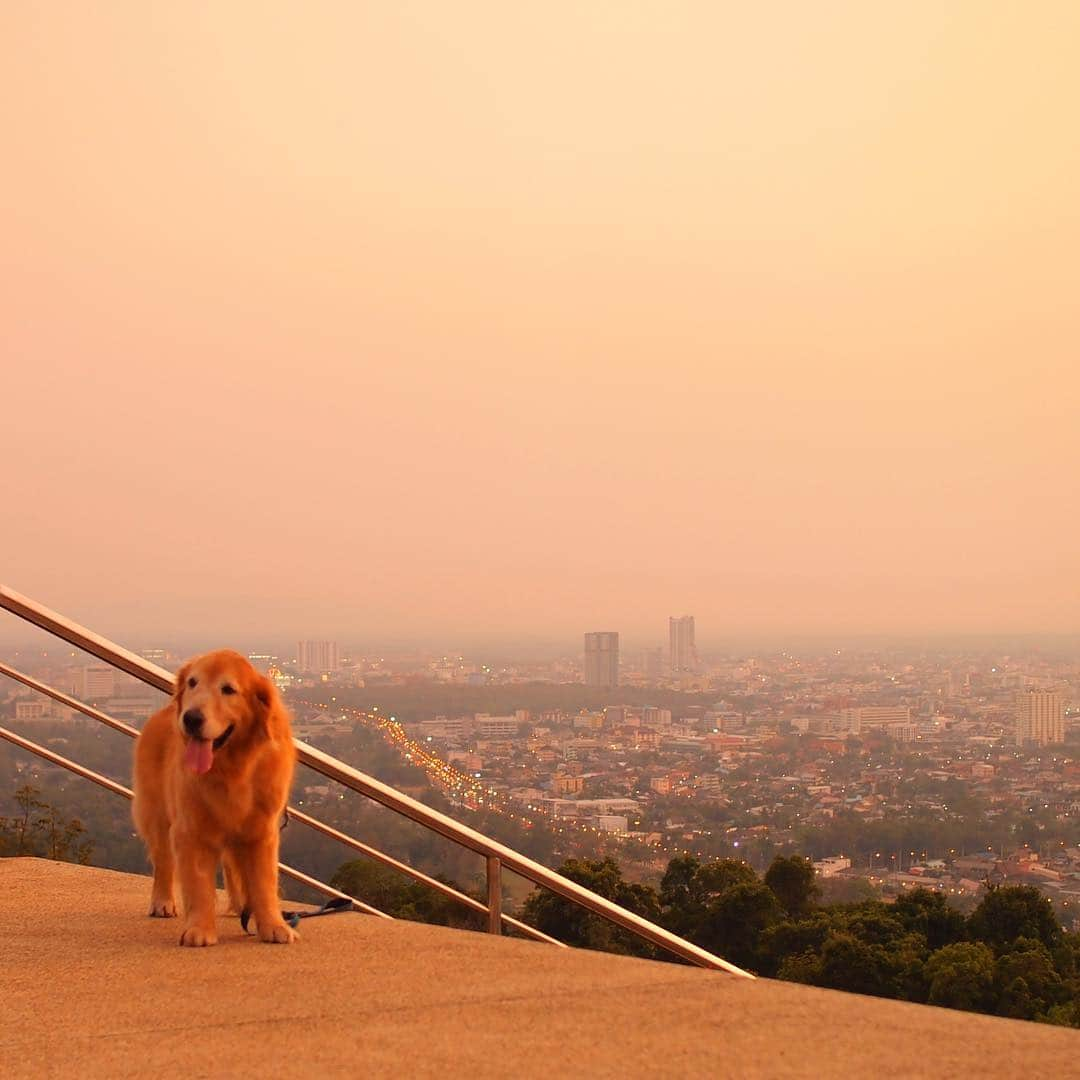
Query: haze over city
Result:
<box><xmin>4</xmin><ymin>3</ymin><xmax>1079</xmax><ymax>644</ymax></box>
<box><xmin>8</xmin><ymin>5</ymin><xmax>1080</xmax><ymax>1063</ymax></box>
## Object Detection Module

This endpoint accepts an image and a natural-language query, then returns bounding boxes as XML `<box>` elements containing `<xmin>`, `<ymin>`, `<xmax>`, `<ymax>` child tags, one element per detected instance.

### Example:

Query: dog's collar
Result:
<box><xmin>213</xmin><ymin>724</ymin><xmax>235</xmax><ymax>751</ymax></box>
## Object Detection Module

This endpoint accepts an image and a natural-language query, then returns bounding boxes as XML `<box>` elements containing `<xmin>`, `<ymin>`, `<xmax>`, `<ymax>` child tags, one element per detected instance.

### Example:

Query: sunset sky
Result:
<box><xmin>3</xmin><ymin>3</ymin><xmax>1079</xmax><ymax>647</ymax></box>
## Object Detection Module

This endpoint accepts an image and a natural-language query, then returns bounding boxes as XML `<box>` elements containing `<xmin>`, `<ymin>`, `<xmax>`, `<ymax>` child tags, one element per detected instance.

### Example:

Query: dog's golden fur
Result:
<box><xmin>132</xmin><ymin>649</ymin><xmax>297</xmax><ymax>946</ymax></box>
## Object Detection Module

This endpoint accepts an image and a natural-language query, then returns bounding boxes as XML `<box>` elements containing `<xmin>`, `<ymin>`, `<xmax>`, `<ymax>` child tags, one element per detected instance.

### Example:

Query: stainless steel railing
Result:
<box><xmin>0</xmin><ymin>658</ymin><xmax>558</xmax><ymax>945</ymax></box>
<box><xmin>0</xmin><ymin>584</ymin><xmax>753</xmax><ymax>976</ymax></box>
<box><xmin>0</xmin><ymin>721</ymin><xmax>390</xmax><ymax>918</ymax></box>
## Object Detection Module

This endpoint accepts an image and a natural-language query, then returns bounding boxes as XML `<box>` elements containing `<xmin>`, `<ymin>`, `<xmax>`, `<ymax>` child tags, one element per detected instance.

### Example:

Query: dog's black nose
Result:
<box><xmin>182</xmin><ymin>709</ymin><xmax>204</xmax><ymax>736</ymax></box>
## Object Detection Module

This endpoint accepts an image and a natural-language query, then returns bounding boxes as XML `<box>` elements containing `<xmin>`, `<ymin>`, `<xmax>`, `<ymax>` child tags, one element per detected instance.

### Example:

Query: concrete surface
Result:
<box><xmin>2</xmin><ymin>858</ymin><xmax>1077</xmax><ymax>1079</ymax></box>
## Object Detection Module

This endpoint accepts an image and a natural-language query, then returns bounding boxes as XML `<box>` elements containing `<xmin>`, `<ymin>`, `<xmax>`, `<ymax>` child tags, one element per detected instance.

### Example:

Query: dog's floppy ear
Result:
<box><xmin>172</xmin><ymin>660</ymin><xmax>192</xmax><ymax>712</ymax></box>
<box><xmin>252</xmin><ymin>672</ymin><xmax>275</xmax><ymax>709</ymax></box>
<box><xmin>249</xmin><ymin>672</ymin><xmax>281</xmax><ymax>734</ymax></box>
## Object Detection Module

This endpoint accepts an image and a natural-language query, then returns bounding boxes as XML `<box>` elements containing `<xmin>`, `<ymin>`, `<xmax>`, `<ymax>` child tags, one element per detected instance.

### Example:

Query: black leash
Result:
<box><xmin>240</xmin><ymin>810</ymin><xmax>355</xmax><ymax>931</ymax></box>
<box><xmin>240</xmin><ymin>895</ymin><xmax>353</xmax><ymax>934</ymax></box>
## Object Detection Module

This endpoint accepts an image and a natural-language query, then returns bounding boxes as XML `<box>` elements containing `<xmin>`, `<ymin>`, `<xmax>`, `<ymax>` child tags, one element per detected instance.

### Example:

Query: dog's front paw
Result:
<box><xmin>259</xmin><ymin>921</ymin><xmax>298</xmax><ymax>945</ymax></box>
<box><xmin>150</xmin><ymin>897</ymin><xmax>178</xmax><ymax>918</ymax></box>
<box><xmin>179</xmin><ymin>924</ymin><xmax>218</xmax><ymax>947</ymax></box>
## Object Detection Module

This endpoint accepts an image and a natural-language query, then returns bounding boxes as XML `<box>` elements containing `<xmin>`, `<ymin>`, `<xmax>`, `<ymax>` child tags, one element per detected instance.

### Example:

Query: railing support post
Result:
<box><xmin>486</xmin><ymin>855</ymin><xmax>502</xmax><ymax>936</ymax></box>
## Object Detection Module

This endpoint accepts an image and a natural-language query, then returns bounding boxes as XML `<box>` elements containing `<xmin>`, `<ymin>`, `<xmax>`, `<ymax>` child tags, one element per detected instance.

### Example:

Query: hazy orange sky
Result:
<box><xmin>3</xmin><ymin>3</ymin><xmax>1079</xmax><ymax>646</ymax></box>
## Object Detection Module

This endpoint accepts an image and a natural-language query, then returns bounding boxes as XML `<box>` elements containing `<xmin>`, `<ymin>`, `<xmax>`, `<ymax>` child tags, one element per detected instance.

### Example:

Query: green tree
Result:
<box><xmin>1040</xmin><ymin>999</ymin><xmax>1080</xmax><ymax>1028</ymax></box>
<box><xmin>835</xmin><ymin>904</ymin><xmax>907</xmax><ymax>948</ymax></box>
<box><xmin>0</xmin><ymin>784</ymin><xmax>47</xmax><ymax>855</ymax></box>
<box><xmin>757</xmin><ymin>913</ymin><xmax>834</xmax><ymax>978</ymax></box>
<box><xmin>997</xmin><ymin>977</ymin><xmax>1037</xmax><ymax>1021</ymax></box>
<box><xmin>818</xmin><ymin>876</ymin><xmax>879</xmax><ymax>906</ymax></box>
<box><xmin>968</xmin><ymin>886</ymin><xmax>1061</xmax><ymax>954</ymax></box>
<box><xmin>331</xmin><ymin>859</ymin><xmax>416</xmax><ymax>913</ymax></box>
<box><xmin>993</xmin><ymin>939</ymin><xmax>1063</xmax><ymax>1019</ymax></box>
<box><xmin>776</xmin><ymin>949</ymin><xmax>823</xmax><ymax>984</ymax></box>
<box><xmin>522</xmin><ymin>858</ymin><xmax>660</xmax><ymax>958</ymax></box>
<box><xmin>658</xmin><ymin>855</ymin><xmax>709</xmax><ymax>937</ymax></box>
<box><xmin>764</xmin><ymin>855</ymin><xmax>819</xmax><ymax>919</ymax></box>
<box><xmin>38</xmin><ymin>805</ymin><xmax>93</xmax><ymax>865</ymax></box>
<box><xmin>892</xmin><ymin>889</ymin><xmax>965</xmax><ymax>951</ymax></box>
<box><xmin>815</xmin><ymin>931</ymin><xmax>906</xmax><ymax>999</ymax></box>
<box><xmin>0</xmin><ymin>785</ymin><xmax>94</xmax><ymax>865</ymax></box>
<box><xmin>330</xmin><ymin>859</ymin><xmax>484</xmax><ymax>930</ymax></box>
<box><xmin>924</xmin><ymin>942</ymin><xmax>995</xmax><ymax>1011</ymax></box>
<box><xmin>659</xmin><ymin>856</ymin><xmax>757</xmax><ymax>939</ymax></box>
<box><xmin>698</xmin><ymin>881</ymin><xmax>784</xmax><ymax>972</ymax></box>
<box><xmin>696</xmin><ymin>858</ymin><xmax>759</xmax><ymax>894</ymax></box>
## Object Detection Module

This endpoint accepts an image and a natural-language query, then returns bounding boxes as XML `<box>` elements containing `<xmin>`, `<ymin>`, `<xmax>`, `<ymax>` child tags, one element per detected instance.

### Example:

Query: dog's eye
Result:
<box><xmin>221</xmin><ymin>684</ymin><xmax>236</xmax><ymax>696</ymax></box>
<box><xmin>187</xmin><ymin>677</ymin><xmax>197</xmax><ymax>688</ymax></box>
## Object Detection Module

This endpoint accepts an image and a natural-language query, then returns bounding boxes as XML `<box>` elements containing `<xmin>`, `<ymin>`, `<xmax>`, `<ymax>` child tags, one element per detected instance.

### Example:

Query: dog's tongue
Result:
<box><xmin>184</xmin><ymin>738</ymin><xmax>214</xmax><ymax>775</ymax></box>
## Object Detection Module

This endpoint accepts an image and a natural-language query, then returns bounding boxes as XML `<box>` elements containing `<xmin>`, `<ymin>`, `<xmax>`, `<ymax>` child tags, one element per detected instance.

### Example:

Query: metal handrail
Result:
<box><xmin>0</xmin><ymin>659</ymin><xmax>559</xmax><ymax>946</ymax></box>
<box><xmin>0</xmin><ymin>660</ymin><xmax>148</xmax><ymax>740</ymax></box>
<box><xmin>0</xmin><ymin>584</ymin><xmax>754</xmax><ymax>976</ymax></box>
<box><xmin>0</xmin><ymin>586</ymin><xmax>175</xmax><ymax>693</ymax></box>
<box><xmin>283</xmin><ymin>804</ymin><xmax>561</xmax><ymax>945</ymax></box>
<box><xmin>0</xmin><ymin>723</ymin><xmax>390</xmax><ymax>919</ymax></box>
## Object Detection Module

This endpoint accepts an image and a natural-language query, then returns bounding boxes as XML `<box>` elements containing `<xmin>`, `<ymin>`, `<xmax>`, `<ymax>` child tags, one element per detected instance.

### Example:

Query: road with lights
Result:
<box><xmin>293</xmin><ymin>698</ymin><xmax>704</xmax><ymax>860</ymax></box>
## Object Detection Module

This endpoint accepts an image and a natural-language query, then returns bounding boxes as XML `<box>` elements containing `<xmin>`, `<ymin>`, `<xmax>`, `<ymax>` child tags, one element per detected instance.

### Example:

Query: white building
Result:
<box><xmin>539</xmin><ymin>797</ymin><xmax>640</xmax><ymax>818</ymax></box>
<box><xmin>296</xmin><ymin>640</ymin><xmax>341</xmax><ymax>674</ymax></box>
<box><xmin>793</xmin><ymin>715</ymin><xmax>856</xmax><ymax>736</ymax></box>
<box><xmin>475</xmin><ymin>714</ymin><xmax>519</xmax><ymax>739</ymax></box>
<box><xmin>1016</xmin><ymin>690</ymin><xmax>1065</xmax><ymax>746</ymax></box>
<box><xmin>596</xmin><ymin>815</ymin><xmax>628</xmax><ymax>833</ymax></box>
<box><xmin>836</xmin><ymin>706</ymin><xmax>911</xmax><ymax>734</ymax></box>
<box><xmin>813</xmin><ymin>856</ymin><xmax>851</xmax><ymax>878</ymax></box>
<box><xmin>83</xmin><ymin>666</ymin><xmax>116</xmax><ymax>701</ymax></box>
<box><xmin>419</xmin><ymin>716</ymin><xmax>466</xmax><ymax>741</ymax></box>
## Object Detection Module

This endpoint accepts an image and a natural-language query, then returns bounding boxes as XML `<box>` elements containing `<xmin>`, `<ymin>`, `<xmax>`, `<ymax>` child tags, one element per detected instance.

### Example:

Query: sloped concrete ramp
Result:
<box><xmin>2</xmin><ymin>858</ymin><xmax>1076</xmax><ymax>1078</ymax></box>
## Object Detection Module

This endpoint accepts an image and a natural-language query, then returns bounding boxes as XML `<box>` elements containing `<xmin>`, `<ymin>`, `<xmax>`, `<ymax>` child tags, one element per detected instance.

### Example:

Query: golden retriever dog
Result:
<box><xmin>132</xmin><ymin>650</ymin><xmax>298</xmax><ymax>946</ymax></box>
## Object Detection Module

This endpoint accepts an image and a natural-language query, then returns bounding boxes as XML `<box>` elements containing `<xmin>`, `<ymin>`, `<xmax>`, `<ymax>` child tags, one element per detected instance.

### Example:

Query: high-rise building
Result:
<box><xmin>1015</xmin><ymin>690</ymin><xmax>1064</xmax><ymax>746</ymax></box>
<box><xmin>584</xmin><ymin>632</ymin><xmax>619</xmax><ymax>689</ymax></box>
<box><xmin>669</xmin><ymin>616</ymin><xmax>697</xmax><ymax>674</ymax></box>
<box><xmin>642</xmin><ymin>647</ymin><xmax>664</xmax><ymax>681</ymax></box>
<box><xmin>296</xmin><ymin>640</ymin><xmax>341</xmax><ymax>674</ymax></box>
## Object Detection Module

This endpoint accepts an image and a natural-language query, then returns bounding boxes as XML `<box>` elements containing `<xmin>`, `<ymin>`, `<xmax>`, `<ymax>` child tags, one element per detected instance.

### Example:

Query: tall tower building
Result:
<box><xmin>669</xmin><ymin>615</ymin><xmax>697</xmax><ymax>674</ymax></box>
<box><xmin>642</xmin><ymin>647</ymin><xmax>664</xmax><ymax>681</ymax></box>
<box><xmin>584</xmin><ymin>632</ymin><xmax>619</xmax><ymax>689</ymax></box>
<box><xmin>1015</xmin><ymin>689</ymin><xmax>1064</xmax><ymax>746</ymax></box>
<box><xmin>297</xmin><ymin>640</ymin><xmax>341</xmax><ymax>674</ymax></box>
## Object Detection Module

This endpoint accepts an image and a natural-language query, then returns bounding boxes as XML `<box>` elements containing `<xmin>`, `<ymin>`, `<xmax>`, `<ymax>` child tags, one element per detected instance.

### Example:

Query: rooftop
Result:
<box><xmin>4</xmin><ymin>858</ymin><xmax>1077</xmax><ymax>1078</ymax></box>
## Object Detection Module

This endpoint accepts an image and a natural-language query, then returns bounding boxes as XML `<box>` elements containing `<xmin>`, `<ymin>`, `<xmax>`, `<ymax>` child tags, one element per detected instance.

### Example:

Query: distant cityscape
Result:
<box><xmin>4</xmin><ymin>614</ymin><xmax>1078</xmax><ymax>927</ymax></box>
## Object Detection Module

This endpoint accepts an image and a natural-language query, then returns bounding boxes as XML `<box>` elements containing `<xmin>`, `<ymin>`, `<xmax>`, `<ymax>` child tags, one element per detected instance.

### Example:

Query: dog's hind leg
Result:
<box><xmin>222</xmin><ymin>848</ymin><xmax>246</xmax><ymax>916</ymax></box>
<box><xmin>148</xmin><ymin>828</ymin><xmax>179</xmax><ymax>918</ymax></box>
